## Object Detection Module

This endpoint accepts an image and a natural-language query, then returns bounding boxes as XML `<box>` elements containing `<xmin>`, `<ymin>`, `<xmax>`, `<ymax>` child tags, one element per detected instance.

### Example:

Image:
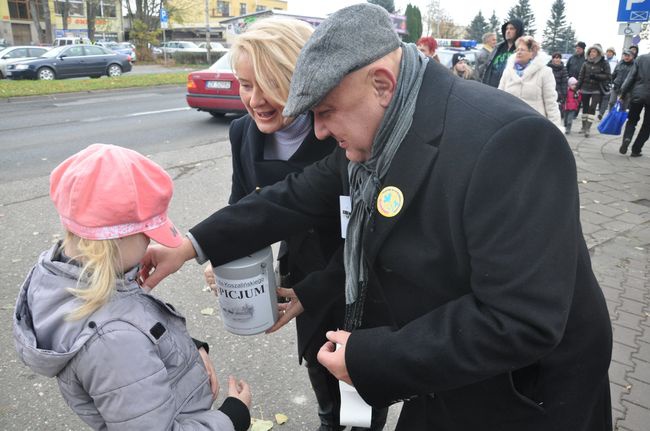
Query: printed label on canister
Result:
<box><xmin>213</xmin><ymin>247</ymin><xmax>278</xmax><ymax>335</ymax></box>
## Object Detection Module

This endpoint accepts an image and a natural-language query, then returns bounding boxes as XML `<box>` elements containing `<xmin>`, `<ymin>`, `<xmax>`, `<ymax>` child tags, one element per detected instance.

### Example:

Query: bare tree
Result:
<box><xmin>28</xmin><ymin>0</ymin><xmax>43</xmax><ymax>43</ymax></box>
<box><xmin>62</xmin><ymin>0</ymin><xmax>69</xmax><ymax>31</ymax></box>
<box><xmin>423</xmin><ymin>0</ymin><xmax>459</xmax><ymax>38</ymax></box>
<box><xmin>86</xmin><ymin>0</ymin><xmax>97</xmax><ymax>41</ymax></box>
<box><xmin>41</xmin><ymin>0</ymin><xmax>53</xmax><ymax>43</ymax></box>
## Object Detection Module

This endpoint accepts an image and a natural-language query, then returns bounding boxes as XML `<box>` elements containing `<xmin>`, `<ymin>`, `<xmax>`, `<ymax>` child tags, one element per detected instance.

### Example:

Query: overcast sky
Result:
<box><xmin>287</xmin><ymin>0</ymin><xmax>642</xmax><ymax>55</ymax></box>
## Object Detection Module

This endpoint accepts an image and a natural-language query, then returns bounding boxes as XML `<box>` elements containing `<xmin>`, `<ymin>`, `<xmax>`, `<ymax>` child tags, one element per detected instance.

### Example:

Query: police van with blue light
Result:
<box><xmin>436</xmin><ymin>39</ymin><xmax>479</xmax><ymax>68</ymax></box>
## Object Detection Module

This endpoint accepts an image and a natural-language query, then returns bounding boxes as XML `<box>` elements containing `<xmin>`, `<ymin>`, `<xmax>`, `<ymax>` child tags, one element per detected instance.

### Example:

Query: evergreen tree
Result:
<box><xmin>489</xmin><ymin>10</ymin><xmax>502</xmax><ymax>42</ymax></box>
<box><xmin>507</xmin><ymin>0</ymin><xmax>536</xmax><ymax>36</ymax></box>
<box><xmin>560</xmin><ymin>24</ymin><xmax>577</xmax><ymax>54</ymax></box>
<box><xmin>368</xmin><ymin>0</ymin><xmax>396</xmax><ymax>14</ymax></box>
<box><xmin>542</xmin><ymin>0</ymin><xmax>568</xmax><ymax>54</ymax></box>
<box><xmin>466</xmin><ymin>10</ymin><xmax>489</xmax><ymax>42</ymax></box>
<box><xmin>404</xmin><ymin>4</ymin><xmax>423</xmax><ymax>43</ymax></box>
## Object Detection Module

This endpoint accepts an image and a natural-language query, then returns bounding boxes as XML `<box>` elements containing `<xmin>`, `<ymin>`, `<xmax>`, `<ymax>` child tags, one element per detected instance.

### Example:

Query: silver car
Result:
<box><xmin>0</xmin><ymin>46</ymin><xmax>49</xmax><ymax>78</ymax></box>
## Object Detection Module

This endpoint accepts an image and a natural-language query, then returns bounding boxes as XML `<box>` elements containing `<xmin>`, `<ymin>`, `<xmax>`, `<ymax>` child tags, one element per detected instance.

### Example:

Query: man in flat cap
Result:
<box><xmin>141</xmin><ymin>4</ymin><xmax>612</xmax><ymax>430</ymax></box>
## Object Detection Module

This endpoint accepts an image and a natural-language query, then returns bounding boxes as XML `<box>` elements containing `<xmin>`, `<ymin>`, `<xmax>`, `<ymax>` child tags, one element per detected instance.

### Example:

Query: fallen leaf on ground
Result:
<box><xmin>275</xmin><ymin>413</ymin><xmax>288</xmax><ymax>424</ymax></box>
<box><xmin>250</xmin><ymin>418</ymin><xmax>274</xmax><ymax>431</ymax></box>
<box><xmin>200</xmin><ymin>307</ymin><xmax>214</xmax><ymax>315</ymax></box>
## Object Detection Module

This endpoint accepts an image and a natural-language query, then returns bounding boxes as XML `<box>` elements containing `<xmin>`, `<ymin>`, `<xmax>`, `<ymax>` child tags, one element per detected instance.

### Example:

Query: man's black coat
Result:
<box><xmin>227</xmin><ymin>115</ymin><xmax>343</xmax><ymax>361</ymax></box>
<box><xmin>191</xmin><ymin>60</ymin><xmax>612</xmax><ymax>431</ymax></box>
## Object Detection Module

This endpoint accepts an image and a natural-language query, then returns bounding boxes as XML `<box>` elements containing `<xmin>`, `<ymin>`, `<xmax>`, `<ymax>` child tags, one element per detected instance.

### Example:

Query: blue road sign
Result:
<box><xmin>160</xmin><ymin>8</ymin><xmax>168</xmax><ymax>29</ymax></box>
<box><xmin>618</xmin><ymin>0</ymin><xmax>650</xmax><ymax>22</ymax></box>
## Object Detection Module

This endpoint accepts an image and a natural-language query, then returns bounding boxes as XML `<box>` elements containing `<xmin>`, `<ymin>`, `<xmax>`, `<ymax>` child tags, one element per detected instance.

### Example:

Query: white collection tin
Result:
<box><xmin>213</xmin><ymin>247</ymin><xmax>279</xmax><ymax>335</ymax></box>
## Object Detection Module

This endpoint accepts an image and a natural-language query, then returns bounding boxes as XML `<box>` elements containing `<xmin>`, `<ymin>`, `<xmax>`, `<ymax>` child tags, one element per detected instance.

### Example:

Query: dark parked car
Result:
<box><xmin>6</xmin><ymin>45</ymin><xmax>132</xmax><ymax>80</ymax></box>
<box><xmin>186</xmin><ymin>52</ymin><xmax>246</xmax><ymax>117</ymax></box>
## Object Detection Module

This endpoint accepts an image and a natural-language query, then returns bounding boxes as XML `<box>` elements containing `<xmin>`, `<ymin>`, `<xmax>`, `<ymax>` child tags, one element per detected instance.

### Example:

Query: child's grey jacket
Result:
<box><xmin>13</xmin><ymin>243</ymin><xmax>249</xmax><ymax>430</ymax></box>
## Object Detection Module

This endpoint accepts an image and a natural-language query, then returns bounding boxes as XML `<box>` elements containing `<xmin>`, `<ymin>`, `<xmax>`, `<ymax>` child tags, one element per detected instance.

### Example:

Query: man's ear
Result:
<box><xmin>370</xmin><ymin>67</ymin><xmax>396</xmax><ymax>108</ymax></box>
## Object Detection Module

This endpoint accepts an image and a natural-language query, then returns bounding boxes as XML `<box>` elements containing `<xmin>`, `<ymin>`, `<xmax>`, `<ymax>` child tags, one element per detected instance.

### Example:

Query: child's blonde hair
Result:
<box><xmin>230</xmin><ymin>18</ymin><xmax>314</xmax><ymax>109</ymax></box>
<box><xmin>63</xmin><ymin>231</ymin><xmax>120</xmax><ymax>320</ymax></box>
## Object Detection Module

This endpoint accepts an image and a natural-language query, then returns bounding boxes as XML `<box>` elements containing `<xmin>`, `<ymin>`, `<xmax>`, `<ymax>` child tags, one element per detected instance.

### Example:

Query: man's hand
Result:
<box><xmin>317</xmin><ymin>330</ymin><xmax>352</xmax><ymax>385</ymax></box>
<box><xmin>139</xmin><ymin>238</ymin><xmax>197</xmax><ymax>290</ymax></box>
<box><xmin>227</xmin><ymin>376</ymin><xmax>252</xmax><ymax>408</ymax></box>
<box><xmin>198</xmin><ymin>346</ymin><xmax>219</xmax><ymax>400</ymax></box>
<box><xmin>266</xmin><ymin>287</ymin><xmax>304</xmax><ymax>333</ymax></box>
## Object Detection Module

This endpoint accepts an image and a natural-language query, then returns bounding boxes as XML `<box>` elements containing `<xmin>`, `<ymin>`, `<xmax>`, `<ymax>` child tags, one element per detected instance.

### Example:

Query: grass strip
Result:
<box><xmin>0</xmin><ymin>72</ymin><xmax>189</xmax><ymax>99</ymax></box>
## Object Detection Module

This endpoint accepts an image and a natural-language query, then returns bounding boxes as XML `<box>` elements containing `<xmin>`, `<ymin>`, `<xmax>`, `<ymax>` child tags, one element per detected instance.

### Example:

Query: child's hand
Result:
<box><xmin>228</xmin><ymin>376</ymin><xmax>251</xmax><ymax>408</ymax></box>
<box><xmin>203</xmin><ymin>263</ymin><xmax>218</xmax><ymax>296</ymax></box>
<box><xmin>198</xmin><ymin>347</ymin><xmax>219</xmax><ymax>400</ymax></box>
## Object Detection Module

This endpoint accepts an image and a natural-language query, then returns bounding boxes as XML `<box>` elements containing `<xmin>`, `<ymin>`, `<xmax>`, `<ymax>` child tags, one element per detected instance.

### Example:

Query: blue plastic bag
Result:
<box><xmin>598</xmin><ymin>101</ymin><xmax>628</xmax><ymax>135</ymax></box>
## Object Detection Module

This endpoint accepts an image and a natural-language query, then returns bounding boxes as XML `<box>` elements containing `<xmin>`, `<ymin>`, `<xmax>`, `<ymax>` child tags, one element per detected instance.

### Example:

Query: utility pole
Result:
<box><xmin>204</xmin><ymin>0</ymin><xmax>212</xmax><ymax>64</ymax></box>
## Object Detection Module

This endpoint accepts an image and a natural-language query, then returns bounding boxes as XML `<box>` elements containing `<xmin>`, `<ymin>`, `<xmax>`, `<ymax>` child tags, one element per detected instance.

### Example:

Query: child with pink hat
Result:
<box><xmin>13</xmin><ymin>144</ymin><xmax>251</xmax><ymax>430</ymax></box>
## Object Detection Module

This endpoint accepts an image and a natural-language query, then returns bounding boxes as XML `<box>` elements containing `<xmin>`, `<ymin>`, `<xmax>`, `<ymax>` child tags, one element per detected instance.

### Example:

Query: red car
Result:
<box><xmin>186</xmin><ymin>52</ymin><xmax>246</xmax><ymax>117</ymax></box>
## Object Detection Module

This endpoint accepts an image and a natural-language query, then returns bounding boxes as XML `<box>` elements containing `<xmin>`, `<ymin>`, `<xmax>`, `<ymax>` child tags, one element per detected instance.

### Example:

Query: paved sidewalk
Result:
<box><xmin>566</xmin><ymin>129</ymin><xmax>650</xmax><ymax>431</ymax></box>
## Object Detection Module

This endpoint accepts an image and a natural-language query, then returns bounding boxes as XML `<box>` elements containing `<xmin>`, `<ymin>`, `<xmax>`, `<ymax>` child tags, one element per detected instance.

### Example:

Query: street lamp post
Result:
<box><xmin>204</xmin><ymin>0</ymin><xmax>212</xmax><ymax>64</ymax></box>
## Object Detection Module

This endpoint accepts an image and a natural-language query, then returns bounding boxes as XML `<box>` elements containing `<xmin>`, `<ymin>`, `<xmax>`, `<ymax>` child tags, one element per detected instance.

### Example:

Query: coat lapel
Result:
<box><xmin>364</xmin><ymin>61</ymin><xmax>453</xmax><ymax>265</ymax></box>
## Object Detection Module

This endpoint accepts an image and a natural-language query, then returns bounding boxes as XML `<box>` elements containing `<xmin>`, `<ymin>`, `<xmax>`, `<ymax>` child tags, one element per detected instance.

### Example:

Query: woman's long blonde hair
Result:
<box><xmin>230</xmin><ymin>18</ymin><xmax>314</xmax><ymax>108</ymax></box>
<box><xmin>63</xmin><ymin>231</ymin><xmax>120</xmax><ymax>320</ymax></box>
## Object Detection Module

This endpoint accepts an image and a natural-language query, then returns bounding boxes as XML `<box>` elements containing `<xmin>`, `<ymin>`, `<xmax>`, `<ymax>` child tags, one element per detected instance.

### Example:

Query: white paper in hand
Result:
<box><xmin>337</xmin><ymin>343</ymin><xmax>372</xmax><ymax>427</ymax></box>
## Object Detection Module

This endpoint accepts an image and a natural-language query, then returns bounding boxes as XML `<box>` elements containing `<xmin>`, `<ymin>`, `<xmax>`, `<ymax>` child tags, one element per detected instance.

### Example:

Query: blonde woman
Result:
<box><xmin>13</xmin><ymin>144</ymin><xmax>252</xmax><ymax>430</ymax></box>
<box><xmin>498</xmin><ymin>35</ymin><xmax>563</xmax><ymax>130</ymax></box>
<box><xmin>200</xmin><ymin>18</ymin><xmax>388</xmax><ymax>430</ymax></box>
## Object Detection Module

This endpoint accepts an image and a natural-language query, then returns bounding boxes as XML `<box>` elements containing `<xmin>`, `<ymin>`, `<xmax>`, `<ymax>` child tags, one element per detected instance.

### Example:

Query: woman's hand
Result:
<box><xmin>198</xmin><ymin>347</ymin><xmax>219</xmax><ymax>400</ymax></box>
<box><xmin>227</xmin><ymin>376</ymin><xmax>252</xmax><ymax>408</ymax></box>
<box><xmin>266</xmin><ymin>287</ymin><xmax>304</xmax><ymax>334</ymax></box>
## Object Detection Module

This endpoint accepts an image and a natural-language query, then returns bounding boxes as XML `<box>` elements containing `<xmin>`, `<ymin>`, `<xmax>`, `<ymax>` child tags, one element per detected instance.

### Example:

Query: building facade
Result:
<box><xmin>1</xmin><ymin>0</ymin><xmax>123</xmax><ymax>45</ymax></box>
<box><xmin>160</xmin><ymin>0</ymin><xmax>287</xmax><ymax>42</ymax></box>
<box><xmin>0</xmin><ymin>0</ymin><xmax>285</xmax><ymax>46</ymax></box>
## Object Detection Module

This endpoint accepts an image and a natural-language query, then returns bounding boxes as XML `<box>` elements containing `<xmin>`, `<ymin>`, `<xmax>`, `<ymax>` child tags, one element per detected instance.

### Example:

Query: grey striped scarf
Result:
<box><xmin>343</xmin><ymin>43</ymin><xmax>428</xmax><ymax>330</ymax></box>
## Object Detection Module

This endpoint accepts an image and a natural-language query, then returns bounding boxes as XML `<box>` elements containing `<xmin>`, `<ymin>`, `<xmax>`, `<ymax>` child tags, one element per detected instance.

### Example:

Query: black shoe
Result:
<box><xmin>630</xmin><ymin>152</ymin><xmax>642</xmax><ymax>157</ymax></box>
<box><xmin>316</xmin><ymin>426</ymin><xmax>345</xmax><ymax>431</ymax></box>
<box><xmin>598</xmin><ymin>113</ymin><xmax>604</xmax><ymax>120</ymax></box>
<box><xmin>620</xmin><ymin>139</ymin><xmax>631</xmax><ymax>154</ymax></box>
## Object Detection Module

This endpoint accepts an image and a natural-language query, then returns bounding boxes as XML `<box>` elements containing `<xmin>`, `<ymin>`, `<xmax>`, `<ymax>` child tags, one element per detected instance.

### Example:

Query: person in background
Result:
<box><xmin>619</xmin><ymin>51</ymin><xmax>650</xmax><ymax>157</ymax></box>
<box><xmin>499</xmin><ymin>36</ymin><xmax>562</xmax><ymax>130</ymax></box>
<box><xmin>629</xmin><ymin>45</ymin><xmax>639</xmax><ymax>59</ymax></box>
<box><xmin>564</xmin><ymin>77</ymin><xmax>582</xmax><ymax>134</ymax></box>
<box><xmin>547</xmin><ymin>51</ymin><xmax>568</xmax><ymax>118</ymax></box>
<box><xmin>139</xmin><ymin>4</ymin><xmax>613</xmax><ymax>430</ymax></box>
<box><xmin>605</xmin><ymin>47</ymin><xmax>618</xmax><ymax>71</ymax></box>
<box><xmin>482</xmin><ymin>18</ymin><xmax>524</xmax><ymax>87</ymax></box>
<box><xmin>566</xmin><ymin>41</ymin><xmax>586</xmax><ymax>79</ymax></box>
<box><xmin>13</xmin><ymin>144</ymin><xmax>252</xmax><ymax>431</ymax></box>
<box><xmin>596</xmin><ymin>46</ymin><xmax>617</xmax><ymax>120</ymax></box>
<box><xmin>609</xmin><ymin>49</ymin><xmax>635</xmax><ymax>112</ymax></box>
<box><xmin>201</xmin><ymin>18</ymin><xmax>387</xmax><ymax>431</ymax></box>
<box><xmin>416</xmin><ymin>36</ymin><xmax>439</xmax><ymax>63</ymax></box>
<box><xmin>576</xmin><ymin>44</ymin><xmax>611</xmax><ymax>137</ymax></box>
<box><xmin>475</xmin><ymin>32</ymin><xmax>497</xmax><ymax>81</ymax></box>
<box><xmin>450</xmin><ymin>53</ymin><xmax>476</xmax><ymax>80</ymax></box>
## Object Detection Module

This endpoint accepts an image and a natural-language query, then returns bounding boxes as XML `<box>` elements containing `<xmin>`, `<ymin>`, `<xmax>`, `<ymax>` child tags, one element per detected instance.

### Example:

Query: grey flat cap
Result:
<box><xmin>283</xmin><ymin>3</ymin><xmax>401</xmax><ymax>117</ymax></box>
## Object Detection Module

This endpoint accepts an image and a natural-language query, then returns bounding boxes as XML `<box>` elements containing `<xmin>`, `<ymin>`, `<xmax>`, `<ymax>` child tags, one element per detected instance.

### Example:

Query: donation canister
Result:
<box><xmin>213</xmin><ymin>247</ymin><xmax>279</xmax><ymax>335</ymax></box>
